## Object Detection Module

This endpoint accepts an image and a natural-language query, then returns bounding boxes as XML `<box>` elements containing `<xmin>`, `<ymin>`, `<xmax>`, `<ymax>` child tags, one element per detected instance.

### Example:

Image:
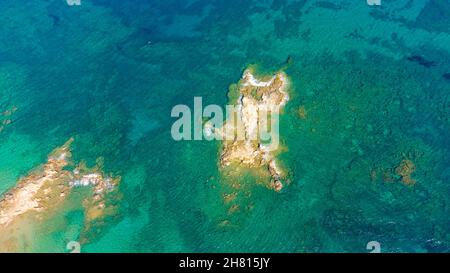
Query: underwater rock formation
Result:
<box><xmin>407</xmin><ymin>55</ymin><xmax>436</xmax><ymax>68</ymax></box>
<box><xmin>0</xmin><ymin>138</ymin><xmax>120</xmax><ymax>251</ymax></box>
<box><xmin>298</xmin><ymin>105</ymin><xmax>307</xmax><ymax>120</ymax></box>
<box><xmin>395</xmin><ymin>159</ymin><xmax>416</xmax><ymax>186</ymax></box>
<box><xmin>0</xmin><ymin>106</ymin><xmax>17</xmax><ymax>134</ymax></box>
<box><xmin>442</xmin><ymin>73</ymin><xmax>450</xmax><ymax>81</ymax></box>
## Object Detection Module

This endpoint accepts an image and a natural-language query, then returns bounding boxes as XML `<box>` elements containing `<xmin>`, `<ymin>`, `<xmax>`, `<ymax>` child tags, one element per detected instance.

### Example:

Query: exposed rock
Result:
<box><xmin>0</xmin><ymin>138</ymin><xmax>120</xmax><ymax>251</ymax></box>
<box><xmin>209</xmin><ymin>68</ymin><xmax>290</xmax><ymax>191</ymax></box>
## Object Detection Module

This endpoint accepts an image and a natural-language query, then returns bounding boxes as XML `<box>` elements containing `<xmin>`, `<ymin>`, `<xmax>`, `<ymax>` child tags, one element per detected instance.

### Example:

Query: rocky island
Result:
<box><xmin>208</xmin><ymin>68</ymin><xmax>290</xmax><ymax>192</ymax></box>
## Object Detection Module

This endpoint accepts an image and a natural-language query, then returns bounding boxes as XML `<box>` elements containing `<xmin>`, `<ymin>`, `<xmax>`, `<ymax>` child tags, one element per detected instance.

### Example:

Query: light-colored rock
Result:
<box><xmin>212</xmin><ymin>68</ymin><xmax>290</xmax><ymax>191</ymax></box>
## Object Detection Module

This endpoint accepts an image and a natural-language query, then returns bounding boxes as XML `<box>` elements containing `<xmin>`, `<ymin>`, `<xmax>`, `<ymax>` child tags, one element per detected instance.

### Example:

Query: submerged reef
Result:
<box><xmin>208</xmin><ymin>68</ymin><xmax>290</xmax><ymax>192</ymax></box>
<box><xmin>407</xmin><ymin>55</ymin><xmax>436</xmax><ymax>68</ymax></box>
<box><xmin>0</xmin><ymin>106</ymin><xmax>17</xmax><ymax>134</ymax></box>
<box><xmin>0</xmin><ymin>138</ymin><xmax>120</xmax><ymax>251</ymax></box>
<box><xmin>395</xmin><ymin>159</ymin><xmax>417</xmax><ymax>186</ymax></box>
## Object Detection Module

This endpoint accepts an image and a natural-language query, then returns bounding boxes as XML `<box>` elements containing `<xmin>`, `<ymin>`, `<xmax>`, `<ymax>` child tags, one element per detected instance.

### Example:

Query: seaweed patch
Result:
<box><xmin>407</xmin><ymin>55</ymin><xmax>436</xmax><ymax>68</ymax></box>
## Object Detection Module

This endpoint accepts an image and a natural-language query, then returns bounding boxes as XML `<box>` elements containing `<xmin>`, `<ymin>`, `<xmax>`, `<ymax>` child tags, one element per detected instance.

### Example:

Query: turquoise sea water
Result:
<box><xmin>0</xmin><ymin>0</ymin><xmax>449</xmax><ymax>252</ymax></box>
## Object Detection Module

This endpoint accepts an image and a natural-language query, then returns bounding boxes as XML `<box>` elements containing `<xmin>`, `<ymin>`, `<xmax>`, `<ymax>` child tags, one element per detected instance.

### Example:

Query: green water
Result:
<box><xmin>0</xmin><ymin>0</ymin><xmax>449</xmax><ymax>252</ymax></box>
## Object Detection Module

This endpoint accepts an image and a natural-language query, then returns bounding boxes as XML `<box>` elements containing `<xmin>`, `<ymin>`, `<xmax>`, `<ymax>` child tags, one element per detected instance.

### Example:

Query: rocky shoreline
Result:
<box><xmin>0</xmin><ymin>138</ymin><xmax>120</xmax><ymax>251</ymax></box>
